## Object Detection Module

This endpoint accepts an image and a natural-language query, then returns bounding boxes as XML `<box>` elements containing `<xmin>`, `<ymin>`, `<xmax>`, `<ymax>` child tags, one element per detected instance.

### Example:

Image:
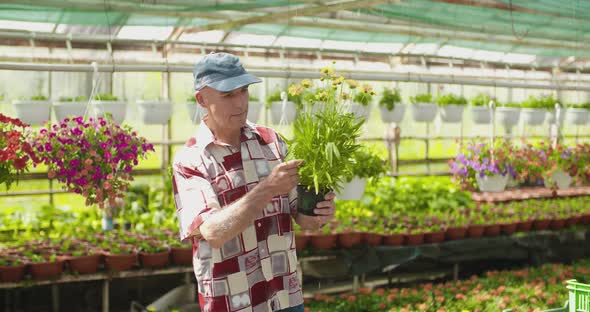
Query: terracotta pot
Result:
<box><xmin>170</xmin><ymin>247</ymin><xmax>193</xmax><ymax>265</ymax></box>
<box><xmin>29</xmin><ymin>261</ymin><xmax>63</xmax><ymax>280</ymax></box>
<box><xmin>549</xmin><ymin>218</ymin><xmax>566</xmax><ymax>231</ymax></box>
<box><xmin>383</xmin><ymin>234</ymin><xmax>404</xmax><ymax>246</ymax></box>
<box><xmin>582</xmin><ymin>213</ymin><xmax>590</xmax><ymax>225</ymax></box>
<box><xmin>404</xmin><ymin>233</ymin><xmax>424</xmax><ymax>246</ymax></box>
<box><xmin>363</xmin><ymin>233</ymin><xmax>383</xmax><ymax>246</ymax></box>
<box><xmin>139</xmin><ymin>251</ymin><xmax>170</xmax><ymax>268</ymax></box>
<box><xmin>445</xmin><ymin>227</ymin><xmax>467</xmax><ymax>241</ymax></box>
<box><xmin>0</xmin><ymin>264</ymin><xmax>26</xmax><ymax>283</ymax></box>
<box><xmin>500</xmin><ymin>223</ymin><xmax>518</xmax><ymax>235</ymax></box>
<box><xmin>467</xmin><ymin>225</ymin><xmax>485</xmax><ymax>238</ymax></box>
<box><xmin>294</xmin><ymin>234</ymin><xmax>310</xmax><ymax>251</ymax></box>
<box><xmin>310</xmin><ymin>234</ymin><xmax>338</xmax><ymax>250</ymax></box>
<box><xmin>68</xmin><ymin>254</ymin><xmax>101</xmax><ymax>274</ymax></box>
<box><xmin>565</xmin><ymin>216</ymin><xmax>580</xmax><ymax>227</ymax></box>
<box><xmin>104</xmin><ymin>253</ymin><xmax>137</xmax><ymax>272</ymax></box>
<box><xmin>424</xmin><ymin>230</ymin><xmax>445</xmax><ymax>244</ymax></box>
<box><xmin>337</xmin><ymin>232</ymin><xmax>363</xmax><ymax>248</ymax></box>
<box><xmin>532</xmin><ymin>219</ymin><xmax>551</xmax><ymax>231</ymax></box>
<box><xmin>516</xmin><ymin>220</ymin><xmax>533</xmax><ymax>232</ymax></box>
<box><xmin>484</xmin><ymin>224</ymin><xmax>501</xmax><ymax>237</ymax></box>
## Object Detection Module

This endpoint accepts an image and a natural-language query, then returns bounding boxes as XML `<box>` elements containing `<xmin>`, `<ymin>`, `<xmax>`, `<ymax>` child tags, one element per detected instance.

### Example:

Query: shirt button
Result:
<box><xmin>257</xmin><ymin>222</ymin><xmax>262</xmax><ymax>227</ymax></box>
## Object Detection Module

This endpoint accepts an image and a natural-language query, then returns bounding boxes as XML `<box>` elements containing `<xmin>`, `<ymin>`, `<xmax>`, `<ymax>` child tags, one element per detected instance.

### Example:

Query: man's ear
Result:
<box><xmin>195</xmin><ymin>90</ymin><xmax>207</xmax><ymax>108</ymax></box>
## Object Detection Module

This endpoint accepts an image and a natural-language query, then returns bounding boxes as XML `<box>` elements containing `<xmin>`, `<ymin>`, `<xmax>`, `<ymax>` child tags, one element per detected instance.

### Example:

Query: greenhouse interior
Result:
<box><xmin>2</xmin><ymin>1</ymin><xmax>590</xmax><ymax>312</ymax></box>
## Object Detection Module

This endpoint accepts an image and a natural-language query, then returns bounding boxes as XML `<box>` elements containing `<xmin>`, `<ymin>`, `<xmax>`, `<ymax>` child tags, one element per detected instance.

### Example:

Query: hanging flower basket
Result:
<box><xmin>521</xmin><ymin>108</ymin><xmax>546</xmax><ymax>126</ymax></box>
<box><xmin>186</xmin><ymin>101</ymin><xmax>206</xmax><ymax>124</ymax></box>
<box><xmin>0</xmin><ymin>114</ymin><xmax>41</xmax><ymax>190</ymax></box>
<box><xmin>565</xmin><ymin>108</ymin><xmax>590</xmax><ymax>125</ymax></box>
<box><xmin>269</xmin><ymin>101</ymin><xmax>297</xmax><ymax>124</ymax></box>
<box><xmin>53</xmin><ymin>96</ymin><xmax>88</xmax><ymax>121</ymax></box>
<box><xmin>137</xmin><ymin>100</ymin><xmax>173</xmax><ymax>125</ymax></box>
<box><xmin>12</xmin><ymin>96</ymin><xmax>52</xmax><ymax>126</ymax></box>
<box><xmin>29</xmin><ymin>115</ymin><xmax>154</xmax><ymax>208</ymax></box>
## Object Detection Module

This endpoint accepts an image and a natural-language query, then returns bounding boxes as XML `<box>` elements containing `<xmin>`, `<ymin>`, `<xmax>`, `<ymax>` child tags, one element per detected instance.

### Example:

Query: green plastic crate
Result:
<box><xmin>502</xmin><ymin>302</ymin><xmax>568</xmax><ymax>312</ymax></box>
<box><xmin>567</xmin><ymin>279</ymin><xmax>590</xmax><ymax>312</ymax></box>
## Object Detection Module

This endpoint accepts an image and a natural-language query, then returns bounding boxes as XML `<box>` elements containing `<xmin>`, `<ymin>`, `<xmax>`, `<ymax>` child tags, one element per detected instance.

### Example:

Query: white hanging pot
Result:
<box><xmin>565</xmin><ymin>108</ymin><xmax>589</xmax><ymax>125</ymax></box>
<box><xmin>521</xmin><ymin>108</ymin><xmax>546</xmax><ymax>126</ymax></box>
<box><xmin>475</xmin><ymin>174</ymin><xmax>509</xmax><ymax>193</ymax></box>
<box><xmin>544</xmin><ymin>169</ymin><xmax>572</xmax><ymax>189</ymax></box>
<box><xmin>379</xmin><ymin>103</ymin><xmax>406</xmax><ymax>123</ymax></box>
<box><xmin>496</xmin><ymin>107</ymin><xmax>521</xmax><ymax>129</ymax></box>
<box><xmin>470</xmin><ymin>106</ymin><xmax>492</xmax><ymax>124</ymax></box>
<box><xmin>137</xmin><ymin>100</ymin><xmax>173</xmax><ymax>125</ymax></box>
<box><xmin>506</xmin><ymin>175</ymin><xmax>519</xmax><ymax>188</ymax></box>
<box><xmin>336</xmin><ymin>176</ymin><xmax>367</xmax><ymax>200</ymax></box>
<box><xmin>247</xmin><ymin>101</ymin><xmax>263</xmax><ymax>124</ymax></box>
<box><xmin>412</xmin><ymin>102</ymin><xmax>438</xmax><ymax>123</ymax></box>
<box><xmin>347</xmin><ymin>103</ymin><xmax>371</xmax><ymax>121</ymax></box>
<box><xmin>546</xmin><ymin>109</ymin><xmax>566</xmax><ymax>125</ymax></box>
<box><xmin>186</xmin><ymin>102</ymin><xmax>206</xmax><ymax>124</ymax></box>
<box><xmin>439</xmin><ymin>104</ymin><xmax>464</xmax><ymax>123</ymax></box>
<box><xmin>12</xmin><ymin>100</ymin><xmax>52</xmax><ymax>125</ymax></box>
<box><xmin>270</xmin><ymin>101</ymin><xmax>297</xmax><ymax>124</ymax></box>
<box><xmin>91</xmin><ymin>100</ymin><xmax>127</xmax><ymax>124</ymax></box>
<box><xmin>52</xmin><ymin>101</ymin><xmax>87</xmax><ymax>121</ymax></box>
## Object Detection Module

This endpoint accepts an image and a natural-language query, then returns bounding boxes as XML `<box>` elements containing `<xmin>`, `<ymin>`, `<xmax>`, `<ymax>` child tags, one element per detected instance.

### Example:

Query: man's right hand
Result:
<box><xmin>263</xmin><ymin>159</ymin><xmax>303</xmax><ymax>196</ymax></box>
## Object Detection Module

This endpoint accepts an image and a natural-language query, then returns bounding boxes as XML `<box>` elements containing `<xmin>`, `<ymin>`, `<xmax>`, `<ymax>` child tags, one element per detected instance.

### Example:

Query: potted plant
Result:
<box><xmin>286</xmin><ymin>67</ymin><xmax>363</xmax><ymax>216</ymax></box>
<box><xmin>101</xmin><ymin>242</ymin><xmax>137</xmax><ymax>272</ymax></box>
<box><xmin>137</xmin><ymin>242</ymin><xmax>170</xmax><ymax>269</ymax></box>
<box><xmin>495</xmin><ymin>102</ymin><xmax>521</xmax><ymax>132</ymax></box>
<box><xmin>540</xmin><ymin>143</ymin><xmax>576</xmax><ymax>189</ymax></box>
<box><xmin>247</xmin><ymin>95</ymin><xmax>263</xmax><ymax>123</ymax></box>
<box><xmin>185</xmin><ymin>94</ymin><xmax>206</xmax><ymax>124</ymax></box>
<box><xmin>378</xmin><ymin>87</ymin><xmax>405</xmax><ymax>123</ymax></box>
<box><xmin>53</xmin><ymin>96</ymin><xmax>88</xmax><ymax>121</ymax></box>
<box><xmin>404</xmin><ymin>227</ymin><xmax>425</xmax><ymax>246</ymax></box>
<box><xmin>0</xmin><ymin>255</ymin><xmax>26</xmax><ymax>283</ymax></box>
<box><xmin>137</xmin><ymin>97</ymin><xmax>173</xmax><ymax>125</ymax></box>
<box><xmin>30</xmin><ymin>115</ymin><xmax>154</xmax><ymax>208</ymax></box>
<box><xmin>26</xmin><ymin>252</ymin><xmax>63</xmax><ymax>280</ymax></box>
<box><xmin>410</xmin><ymin>93</ymin><xmax>437</xmax><ymax>123</ymax></box>
<box><xmin>67</xmin><ymin>247</ymin><xmax>102</xmax><ymax>274</ymax></box>
<box><xmin>0</xmin><ymin>114</ymin><xmax>41</xmax><ymax>190</ymax></box>
<box><xmin>520</xmin><ymin>95</ymin><xmax>553</xmax><ymax>126</ymax></box>
<box><xmin>547</xmin><ymin>103</ymin><xmax>565</xmax><ymax>125</ymax></box>
<box><xmin>12</xmin><ymin>95</ymin><xmax>52</xmax><ymax>125</ymax></box>
<box><xmin>445</xmin><ymin>213</ymin><xmax>468</xmax><ymax>241</ymax></box>
<box><xmin>335</xmin><ymin>219</ymin><xmax>363</xmax><ymax>248</ymax></box>
<box><xmin>293</xmin><ymin>224</ymin><xmax>310</xmax><ymax>251</ymax></box>
<box><xmin>437</xmin><ymin>93</ymin><xmax>467</xmax><ymax>123</ymax></box>
<box><xmin>266</xmin><ymin>88</ymin><xmax>299</xmax><ymax>125</ymax></box>
<box><xmin>470</xmin><ymin>94</ymin><xmax>492</xmax><ymax>124</ymax></box>
<box><xmin>310</xmin><ymin>223</ymin><xmax>338</xmax><ymax>250</ymax></box>
<box><xmin>564</xmin><ymin>103</ymin><xmax>590</xmax><ymax>126</ymax></box>
<box><xmin>383</xmin><ymin>224</ymin><xmax>405</xmax><ymax>246</ymax></box>
<box><xmin>91</xmin><ymin>93</ymin><xmax>127</xmax><ymax>124</ymax></box>
<box><xmin>168</xmin><ymin>236</ymin><xmax>192</xmax><ymax>265</ymax></box>
<box><xmin>337</xmin><ymin>145</ymin><xmax>387</xmax><ymax>200</ymax></box>
<box><xmin>348</xmin><ymin>84</ymin><xmax>374</xmax><ymax>121</ymax></box>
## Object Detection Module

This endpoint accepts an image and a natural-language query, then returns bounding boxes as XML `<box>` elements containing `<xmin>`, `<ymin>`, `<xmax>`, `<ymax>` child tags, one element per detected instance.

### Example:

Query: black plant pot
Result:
<box><xmin>297</xmin><ymin>185</ymin><xmax>330</xmax><ymax>216</ymax></box>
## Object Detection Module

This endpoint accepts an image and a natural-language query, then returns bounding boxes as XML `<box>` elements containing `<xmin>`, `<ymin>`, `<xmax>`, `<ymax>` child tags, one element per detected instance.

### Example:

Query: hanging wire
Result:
<box><xmin>509</xmin><ymin>0</ymin><xmax>529</xmax><ymax>40</ymax></box>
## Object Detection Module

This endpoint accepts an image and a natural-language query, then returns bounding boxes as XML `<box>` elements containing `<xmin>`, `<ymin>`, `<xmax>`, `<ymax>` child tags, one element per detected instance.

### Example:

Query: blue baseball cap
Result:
<box><xmin>193</xmin><ymin>52</ymin><xmax>262</xmax><ymax>92</ymax></box>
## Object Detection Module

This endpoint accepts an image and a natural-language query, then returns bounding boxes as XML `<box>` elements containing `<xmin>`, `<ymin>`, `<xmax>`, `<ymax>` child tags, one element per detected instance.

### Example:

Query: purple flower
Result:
<box><xmin>124</xmin><ymin>165</ymin><xmax>132</xmax><ymax>172</ymax></box>
<box><xmin>69</xmin><ymin>159</ymin><xmax>81</xmax><ymax>168</ymax></box>
<box><xmin>100</xmin><ymin>143</ymin><xmax>107</xmax><ymax>150</ymax></box>
<box><xmin>44</xmin><ymin>143</ymin><xmax>53</xmax><ymax>152</ymax></box>
<box><xmin>104</xmin><ymin>152</ymin><xmax>112</xmax><ymax>159</ymax></box>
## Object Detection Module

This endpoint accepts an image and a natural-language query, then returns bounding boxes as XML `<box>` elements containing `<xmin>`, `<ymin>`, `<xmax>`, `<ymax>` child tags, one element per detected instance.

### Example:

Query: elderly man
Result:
<box><xmin>172</xmin><ymin>52</ymin><xmax>336</xmax><ymax>312</ymax></box>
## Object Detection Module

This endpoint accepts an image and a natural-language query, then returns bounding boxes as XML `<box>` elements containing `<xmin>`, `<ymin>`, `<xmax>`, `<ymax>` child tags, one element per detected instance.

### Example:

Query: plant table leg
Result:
<box><xmin>453</xmin><ymin>263</ymin><xmax>459</xmax><ymax>281</ymax></box>
<box><xmin>352</xmin><ymin>275</ymin><xmax>359</xmax><ymax>293</ymax></box>
<box><xmin>102</xmin><ymin>279</ymin><xmax>109</xmax><ymax>312</ymax></box>
<box><xmin>51</xmin><ymin>284</ymin><xmax>59</xmax><ymax>312</ymax></box>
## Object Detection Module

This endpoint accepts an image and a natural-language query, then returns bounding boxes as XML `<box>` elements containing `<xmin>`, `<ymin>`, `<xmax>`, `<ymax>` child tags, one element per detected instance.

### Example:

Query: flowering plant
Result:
<box><xmin>537</xmin><ymin>141</ymin><xmax>579</xmax><ymax>187</ymax></box>
<box><xmin>30</xmin><ymin>115</ymin><xmax>154</xmax><ymax>208</ymax></box>
<box><xmin>0</xmin><ymin>113</ymin><xmax>41</xmax><ymax>190</ymax></box>
<box><xmin>449</xmin><ymin>138</ymin><xmax>515</xmax><ymax>190</ymax></box>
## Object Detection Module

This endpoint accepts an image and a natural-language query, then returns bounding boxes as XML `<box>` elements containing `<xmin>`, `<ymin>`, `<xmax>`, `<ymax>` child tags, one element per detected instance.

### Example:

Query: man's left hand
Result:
<box><xmin>296</xmin><ymin>192</ymin><xmax>336</xmax><ymax>231</ymax></box>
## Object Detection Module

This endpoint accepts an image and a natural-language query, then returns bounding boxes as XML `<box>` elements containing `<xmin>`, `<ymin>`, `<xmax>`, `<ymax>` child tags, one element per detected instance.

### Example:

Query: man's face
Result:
<box><xmin>196</xmin><ymin>86</ymin><xmax>249</xmax><ymax>129</ymax></box>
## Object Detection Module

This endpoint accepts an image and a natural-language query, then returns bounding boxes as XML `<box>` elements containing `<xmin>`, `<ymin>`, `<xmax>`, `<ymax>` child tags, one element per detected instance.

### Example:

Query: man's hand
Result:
<box><xmin>262</xmin><ymin>159</ymin><xmax>303</xmax><ymax>196</ymax></box>
<box><xmin>296</xmin><ymin>192</ymin><xmax>336</xmax><ymax>231</ymax></box>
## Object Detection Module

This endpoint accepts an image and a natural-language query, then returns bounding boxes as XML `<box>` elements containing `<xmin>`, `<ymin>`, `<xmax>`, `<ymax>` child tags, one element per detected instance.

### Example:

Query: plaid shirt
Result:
<box><xmin>172</xmin><ymin>121</ymin><xmax>303</xmax><ymax>312</ymax></box>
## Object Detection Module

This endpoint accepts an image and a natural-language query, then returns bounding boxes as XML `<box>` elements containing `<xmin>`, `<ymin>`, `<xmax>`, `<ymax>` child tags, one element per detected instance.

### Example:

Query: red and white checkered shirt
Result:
<box><xmin>172</xmin><ymin>120</ymin><xmax>303</xmax><ymax>312</ymax></box>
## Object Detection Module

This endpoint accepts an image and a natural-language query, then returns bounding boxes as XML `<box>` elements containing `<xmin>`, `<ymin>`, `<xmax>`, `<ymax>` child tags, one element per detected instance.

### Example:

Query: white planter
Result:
<box><xmin>91</xmin><ymin>100</ymin><xmax>127</xmax><ymax>124</ymax></box>
<box><xmin>496</xmin><ymin>107</ymin><xmax>520</xmax><ymax>129</ymax></box>
<box><xmin>52</xmin><ymin>101</ymin><xmax>87</xmax><ymax>121</ymax></box>
<box><xmin>544</xmin><ymin>169</ymin><xmax>572</xmax><ymax>189</ymax></box>
<box><xmin>439</xmin><ymin>104</ymin><xmax>464</xmax><ymax>123</ymax></box>
<box><xmin>137</xmin><ymin>100</ymin><xmax>173</xmax><ymax>125</ymax></box>
<box><xmin>336</xmin><ymin>176</ymin><xmax>367</xmax><ymax>200</ymax></box>
<box><xmin>12</xmin><ymin>100</ymin><xmax>52</xmax><ymax>125</ymax></box>
<box><xmin>247</xmin><ymin>101</ymin><xmax>263</xmax><ymax>123</ymax></box>
<box><xmin>521</xmin><ymin>108</ymin><xmax>546</xmax><ymax>126</ymax></box>
<box><xmin>546</xmin><ymin>109</ymin><xmax>566</xmax><ymax>125</ymax></box>
<box><xmin>506</xmin><ymin>175</ymin><xmax>519</xmax><ymax>188</ymax></box>
<box><xmin>470</xmin><ymin>106</ymin><xmax>492</xmax><ymax>124</ymax></box>
<box><xmin>411</xmin><ymin>102</ymin><xmax>438</xmax><ymax>123</ymax></box>
<box><xmin>379</xmin><ymin>104</ymin><xmax>406</xmax><ymax>123</ymax></box>
<box><xmin>565</xmin><ymin>108</ymin><xmax>590</xmax><ymax>125</ymax></box>
<box><xmin>347</xmin><ymin>103</ymin><xmax>371</xmax><ymax>121</ymax></box>
<box><xmin>186</xmin><ymin>102</ymin><xmax>206</xmax><ymax>124</ymax></box>
<box><xmin>476</xmin><ymin>174</ymin><xmax>509</xmax><ymax>193</ymax></box>
<box><xmin>270</xmin><ymin>101</ymin><xmax>297</xmax><ymax>124</ymax></box>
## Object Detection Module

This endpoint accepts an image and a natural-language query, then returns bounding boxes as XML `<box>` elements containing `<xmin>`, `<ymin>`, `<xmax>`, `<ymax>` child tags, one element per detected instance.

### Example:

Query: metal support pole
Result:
<box><xmin>425</xmin><ymin>123</ymin><xmax>431</xmax><ymax>174</ymax></box>
<box><xmin>453</xmin><ymin>263</ymin><xmax>459</xmax><ymax>281</ymax></box>
<box><xmin>51</xmin><ymin>284</ymin><xmax>59</xmax><ymax>312</ymax></box>
<box><xmin>102</xmin><ymin>279</ymin><xmax>109</xmax><ymax>312</ymax></box>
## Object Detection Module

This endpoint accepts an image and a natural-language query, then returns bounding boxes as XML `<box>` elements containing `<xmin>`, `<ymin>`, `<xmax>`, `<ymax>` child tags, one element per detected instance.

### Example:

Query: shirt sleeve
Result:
<box><xmin>172</xmin><ymin>160</ymin><xmax>221</xmax><ymax>243</ymax></box>
<box><xmin>276</xmin><ymin>132</ymin><xmax>299</xmax><ymax>217</ymax></box>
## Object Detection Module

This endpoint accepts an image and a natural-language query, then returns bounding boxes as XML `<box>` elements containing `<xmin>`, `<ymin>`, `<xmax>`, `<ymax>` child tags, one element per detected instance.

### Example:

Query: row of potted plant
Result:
<box><xmin>305</xmin><ymin>257</ymin><xmax>590</xmax><ymax>311</ymax></box>
<box><xmin>450</xmin><ymin>139</ymin><xmax>590</xmax><ymax>193</ymax></box>
<box><xmin>0</xmin><ymin>229</ymin><xmax>191</xmax><ymax>283</ymax></box>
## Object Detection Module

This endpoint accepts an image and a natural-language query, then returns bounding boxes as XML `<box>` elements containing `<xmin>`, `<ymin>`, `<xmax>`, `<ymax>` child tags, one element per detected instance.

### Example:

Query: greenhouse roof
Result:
<box><xmin>0</xmin><ymin>0</ymin><xmax>589</xmax><ymax>64</ymax></box>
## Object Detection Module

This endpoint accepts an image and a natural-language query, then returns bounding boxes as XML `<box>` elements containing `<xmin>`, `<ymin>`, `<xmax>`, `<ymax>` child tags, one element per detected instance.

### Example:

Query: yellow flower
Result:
<box><xmin>340</xmin><ymin>93</ymin><xmax>350</xmax><ymax>101</ymax></box>
<box><xmin>320</xmin><ymin>66</ymin><xmax>334</xmax><ymax>77</ymax></box>
<box><xmin>361</xmin><ymin>84</ymin><xmax>373</xmax><ymax>94</ymax></box>
<box><xmin>332</xmin><ymin>75</ymin><xmax>344</xmax><ymax>86</ymax></box>
<box><xmin>288</xmin><ymin>84</ymin><xmax>303</xmax><ymax>96</ymax></box>
<box><xmin>346</xmin><ymin>79</ymin><xmax>358</xmax><ymax>89</ymax></box>
<box><xmin>315</xmin><ymin>90</ymin><xmax>328</xmax><ymax>102</ymax></box>
<box><xmin>301</xmin><ymin>79</ymin><xmax>312</xmax><ymax>88</ymax></box>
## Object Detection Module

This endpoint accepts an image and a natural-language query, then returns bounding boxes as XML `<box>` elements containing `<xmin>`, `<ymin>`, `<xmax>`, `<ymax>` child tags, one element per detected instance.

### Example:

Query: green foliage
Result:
<box><xmin>93</xmin><ymin>93</ymin><xmax>119</xmax><ymax>101</ymax></box>
<box><xmin>248</xmin><ymin>95</ymin><xmax>259</xmax><ymax>102</ymax></box>
<box><xmin>30</xmin><ymin>95</ymin><xmax>48</xmax><ymax>101</ymax></box>
<box><xmin>436</xmin><ymin>93</ymin><xmax>467</xmax><ymax>107</ymax></box>
<box><xmin>520</xmin><ymin>94</ymin><xmax>558</xmax><ymax>110</ymax></box>
<box><xmin>58</xmin><ymin>96</ymin><xmax>87</xmax><ymax>102</ymax></box>
<box><xmin>470</xmin><ymin>93</ymin><xmax>491</xmax><ymax>107</ymax></box>
<box><xmin>378</xmin><ymin>88</ymin><xmax>401</xmax><ymax>111</ymax></box>
<box><xmin>265</xmin><ymin>89</ymin><xmax>302</xmax><ymax>109</ymax></box>
<box><xmin>186</xmin><ymin>94</ymin><xmax>196</xmax><ymax>102</ymax></box>
<box><xmin>347</xmin><ymin>145</ymin><xmax>388</xmax><ymax>181</ymax></box>
<box><xmin>409</xmin><ymin>93</ymin><xmax>433</xmax><ymax>104</ymax></box>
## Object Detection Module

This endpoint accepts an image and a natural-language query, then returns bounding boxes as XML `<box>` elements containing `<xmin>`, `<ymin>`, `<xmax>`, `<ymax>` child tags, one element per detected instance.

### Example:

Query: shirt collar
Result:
<box><xmin>194</xmin><ymin>120</ymin><xmax>260</xmax><ymax>149</ymax></box>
